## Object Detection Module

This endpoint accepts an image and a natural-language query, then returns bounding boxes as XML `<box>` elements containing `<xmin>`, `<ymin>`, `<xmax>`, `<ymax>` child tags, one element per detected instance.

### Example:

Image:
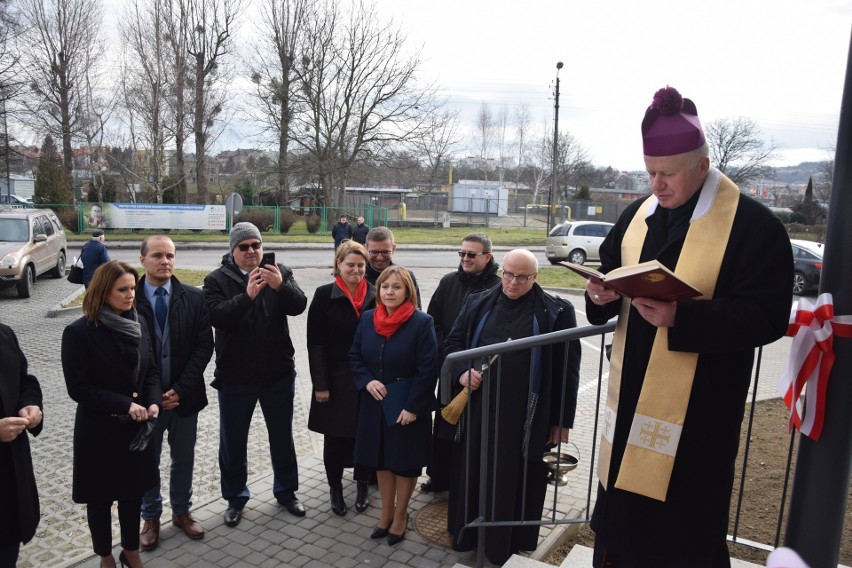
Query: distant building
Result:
<box><xmin>0</xmin><ymin>174</ymin><xmax>35</xmax><ymax>200</ymax></box>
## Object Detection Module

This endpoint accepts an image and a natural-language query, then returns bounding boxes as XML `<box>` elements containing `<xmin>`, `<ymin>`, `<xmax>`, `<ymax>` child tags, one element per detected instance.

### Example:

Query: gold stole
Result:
<box><xmin>597</xmin><ymin>168</ymin><xmax>739</xmax><ymax>501</ymax></box>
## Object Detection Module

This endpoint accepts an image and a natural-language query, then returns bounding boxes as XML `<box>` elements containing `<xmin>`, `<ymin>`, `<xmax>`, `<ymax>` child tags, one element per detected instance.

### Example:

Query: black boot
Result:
<box><xmin>355</xmin><ymin>480</ymin><xmax>369</xmax><ymax>513</ymax></box>
<box><xmin>330</xmin><ymin>485</ymin><xmax>347</xmax><ymax>516</ymax></box>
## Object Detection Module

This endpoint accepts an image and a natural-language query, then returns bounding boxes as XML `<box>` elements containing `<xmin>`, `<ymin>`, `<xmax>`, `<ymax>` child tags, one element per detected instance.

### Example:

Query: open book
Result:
<box><xmin>559</xmin><ymin>260</ymin><xmax>702</xmax><ymax>301</ymax></box>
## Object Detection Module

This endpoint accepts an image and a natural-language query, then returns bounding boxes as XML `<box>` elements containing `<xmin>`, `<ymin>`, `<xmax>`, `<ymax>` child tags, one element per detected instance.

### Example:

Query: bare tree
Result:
<box><xmin>18</xmin><ymin>0</ymin><xmax>104</xmax><ymax>183</ymax></box>
<box><xmin>162</xmin><ymin>0</ymin><xmax>192</xmax><ymax>202</ymax></box>
<box><xmin>249</xmin><ymin>0</ymin><xmax>313</xmax><ymax>205</ymax></box>
<box><xmin>513</xmin><ymin>104</ymin><xmax>531</xmax><ymax>207</ymax></box>
<box><xmin>119</xmin><ymin>0</ymin><xmax>173</xmax><ymax>202</ymax></box>
<box><xmin>183</xmin><ymin>0</ymin><xmax>241</xmax><ymax>203</ymax></box>
<box><xmin>411</xmin><ymin>105</ymin><xmax>460</xmax><ymax>189</ymax></box>
<box><xmin>525</xmin><ymin>117</ymin><xmax>552</xmax><ymax>205</ymax></box>
<box><xmin>495</xmin><ymin>105</ymin><xmax>509</xmax><ymax>181</ymax></box>
<box><xmin>705</xmin><ymin>117</ymin><xmax>777</xmax><ymax>186</ymax></box>
<box><xmin>294</xmin><ymin>0</ymin><xmax>432</xmax><ymax>213</ymax></box>
<box><xmin>543</xmin><ymin>129</ymin><xmax>591</xmax><ymax>200</ymax></box>
<box><xmin>475</xmin><ymin>102</ymin><xmax>494</xmax><ymax>180</ymax></box>
<box><xmin>0</xmin><ymin>0</ymin><xmax>25</xmax><ymax>195</ymax></box>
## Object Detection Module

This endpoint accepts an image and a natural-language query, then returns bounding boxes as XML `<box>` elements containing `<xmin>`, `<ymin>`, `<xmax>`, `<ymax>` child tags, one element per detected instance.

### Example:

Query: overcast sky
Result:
<box><xmin>371</xmin><ymin>0</ymin><xmax>852</xmax><ymax>171</ymax></box>
<box><xmin>102</xmin><ymin>0</ymin><xmax>852</xmax><ymax>173</ymax></box>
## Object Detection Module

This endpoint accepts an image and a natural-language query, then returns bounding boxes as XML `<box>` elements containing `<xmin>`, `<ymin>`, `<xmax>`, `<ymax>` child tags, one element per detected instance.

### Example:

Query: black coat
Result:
<box><xmin>352</xmin><ymin>223</ymin><xmax>369</xmax><ymax>244</ymax></box>
<box><xmin>349</xmin><ymin>309</ymin><xmax>438</xmax><ymax>471</ymax></box>
<box><xmin>0</xmin><ymin>324</ymin><xmax>43</xmax><ymax>545</ymax></box>
<box><xmin>428</xmin><ymin>260</ymin><xmax>501</xmax><ymax>364</ymax></box>
<box><xmin>136</xmin><ymin>275</ymin><xmax>214</xmax><ymax>416</ymax></box>
<box><xmin>80</xmin><ymin>239</ymin><xmax>110</xmax><ymax>286</ymax></box>
<box><xmin>61</xmin><ymin>315</ymin><xmax>161</xmax><ymax>503</ymax></box>
<box><xmin>203</xmin><ymin>255</ymin><xmax>307</xmax><ymax>387</ymax></box>
<box><xmin>307</xmin><ymin>281</ymin><xmax>376</xmax><ymax>437</ymax></box>
<box><xmin>586</xmin><ymin>188</ymin><xmax>793</xmax><ymax>559</ymax></box>
<box><xmin>443</xmin><ymin>284</ymin><xmax>581</xmax><ymax>564</ymax></box>
<box><xmin>428</xmin><ymin>260</ymin><xmax>501</xmax><ymax>439</ymax></box>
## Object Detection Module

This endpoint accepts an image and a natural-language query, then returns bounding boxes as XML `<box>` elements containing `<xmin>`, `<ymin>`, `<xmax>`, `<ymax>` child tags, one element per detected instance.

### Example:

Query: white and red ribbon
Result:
<box><xmin>778</xmin><ymin>293</ymin><xmax>852</xmax><ymax>440</ymax></box>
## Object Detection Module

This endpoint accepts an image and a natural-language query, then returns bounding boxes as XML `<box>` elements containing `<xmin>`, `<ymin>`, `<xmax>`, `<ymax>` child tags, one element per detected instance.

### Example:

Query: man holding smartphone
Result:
<box><xmin>203</xmin><ymin>222</ymin><xmax>308</xmax><ymax>528</ymax></box>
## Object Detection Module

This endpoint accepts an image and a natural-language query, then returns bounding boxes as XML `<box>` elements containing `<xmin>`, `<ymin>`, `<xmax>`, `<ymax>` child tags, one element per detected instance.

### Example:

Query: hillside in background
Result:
<box><xmin>774</xmin><ymin>162</ymin><xmax>830</xmax><ymax>185</ymax></box>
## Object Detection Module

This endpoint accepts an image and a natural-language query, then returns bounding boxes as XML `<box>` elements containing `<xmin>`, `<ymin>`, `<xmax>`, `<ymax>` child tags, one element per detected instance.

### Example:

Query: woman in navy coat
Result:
<box><xmin>349</xmin><ymin>265</ymin><xmax>437</xmax><ymax>545</ymax></box>
<box><xmin>62</xmin><ymin>261</ymin><xmax>161</xmax><ymax>568</ymax></box>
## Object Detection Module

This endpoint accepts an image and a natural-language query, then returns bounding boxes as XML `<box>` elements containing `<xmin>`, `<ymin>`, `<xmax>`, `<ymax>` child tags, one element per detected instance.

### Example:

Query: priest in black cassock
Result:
<box><xmin>444</xmin><ymin>248</ymin><xmax>581</xmax><ymax>565</ymax></box>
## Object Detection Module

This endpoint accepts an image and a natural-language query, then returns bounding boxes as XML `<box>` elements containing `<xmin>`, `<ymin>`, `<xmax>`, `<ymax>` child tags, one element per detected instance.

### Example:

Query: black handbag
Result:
<box><xmin>67</xmin><ymin>263</ymin><xmax>84</xmax><ymax>284</ymax></box>
<box><xmin>67</xmin><ymin>244</ymin><xmax>86</xmax><ymax>284</ymax></box>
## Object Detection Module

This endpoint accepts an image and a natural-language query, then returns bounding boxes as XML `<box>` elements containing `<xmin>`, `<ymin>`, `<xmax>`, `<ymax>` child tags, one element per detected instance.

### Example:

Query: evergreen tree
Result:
<box><xmin>34</xmin><ymin>135</ymin><xmax>72</xmax><ymax>204</ymax></box>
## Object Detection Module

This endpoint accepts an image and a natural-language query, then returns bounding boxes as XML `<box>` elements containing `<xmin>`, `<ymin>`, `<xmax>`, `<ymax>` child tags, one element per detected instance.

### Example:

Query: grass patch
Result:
<box><xmin>62</xmin><ymin>268</ymin><xmax>210</xmax><ymax>308</ymax></box>
<box><xmin>66</xmin><ymin>226</ymin><xmax>548</xmax><ymax>246</ymax></box>
<box><xmin>537</xmin><ymin>266</ymin><xmax>587</xmax><ymax>290</ymax></box>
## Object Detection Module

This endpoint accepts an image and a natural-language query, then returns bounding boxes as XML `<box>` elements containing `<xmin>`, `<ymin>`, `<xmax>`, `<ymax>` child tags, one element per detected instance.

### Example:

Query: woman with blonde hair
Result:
<box><xmin>349</xmin><ymin>265</ymin><xmax>437</xmax><ymax>545</ymax></box>
<box><xmin>62</xmin><ymin>260</ymin><xmax>160</xmax><ymax>568</ymax></box>
<box><xmin>308</xmin><ymin>241</ymin><xmax>376</xmax><ymax>516</ymax></box>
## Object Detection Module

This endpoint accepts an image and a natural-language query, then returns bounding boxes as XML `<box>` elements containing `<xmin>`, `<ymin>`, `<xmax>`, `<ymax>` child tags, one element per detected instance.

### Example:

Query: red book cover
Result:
<box><xmin>559</xmin><ymin>261</ymin><xmax>701</xmax><ymax>301</ymax></box>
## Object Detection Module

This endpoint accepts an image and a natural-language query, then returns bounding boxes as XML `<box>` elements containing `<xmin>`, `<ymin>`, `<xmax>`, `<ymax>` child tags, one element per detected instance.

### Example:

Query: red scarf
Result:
<box><xmin>335</xmin><ymin>276</ymin><xmax>368</xmax><ymax>318</ymax></box>
<box><xmin>373</xmin><ymin>302</ymin><xmax>416</xmax><ymax>339</ymax></box>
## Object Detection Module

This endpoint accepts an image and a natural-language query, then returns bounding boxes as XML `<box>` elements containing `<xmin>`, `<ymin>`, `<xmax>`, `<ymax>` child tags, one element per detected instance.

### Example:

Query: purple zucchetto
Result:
<box><xmin>641</xmin><ymin>86</ymin><xmax>706</xmax><ymax>157</ymax></box>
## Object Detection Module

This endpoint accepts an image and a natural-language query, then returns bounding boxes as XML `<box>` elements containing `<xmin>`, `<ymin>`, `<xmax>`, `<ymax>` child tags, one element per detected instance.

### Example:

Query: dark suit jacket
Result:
<box><xmin>136</xmin><ymin>276</ymin><xmax>214</xmax><ymax>416</ymax></box>
<box><xmin>61</xmin><ymin>315</ymin><xmax>161</xmax><ymax>503</ymax></box>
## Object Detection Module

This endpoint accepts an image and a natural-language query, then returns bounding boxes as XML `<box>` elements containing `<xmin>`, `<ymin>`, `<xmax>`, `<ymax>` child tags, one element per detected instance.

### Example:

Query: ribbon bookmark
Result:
<box><xmin>778</xmin><ymin>293</ymin><xmax>852</xmax><ymax>440</ymax></box>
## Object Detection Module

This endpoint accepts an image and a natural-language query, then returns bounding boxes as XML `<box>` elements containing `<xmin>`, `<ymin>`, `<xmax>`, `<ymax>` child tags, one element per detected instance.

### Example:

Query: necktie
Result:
<box><xmin>154</xmin><ymin>287</ymin><xmax>168</xmax><ymax>333</ymax></box>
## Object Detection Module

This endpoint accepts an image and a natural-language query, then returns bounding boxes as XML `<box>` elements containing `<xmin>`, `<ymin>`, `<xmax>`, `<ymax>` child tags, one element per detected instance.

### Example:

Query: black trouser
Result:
<box><xmin>0</xmin><ymin>542</ymin><xmax>19</xmax><ymax>568</ymax></box>
<box><xmin>323</xmin><ymin>435</ymin><xmax>369</xmax><ymax>487</ymax></box>
<box><xmin>87</xmin><ymin>499</ymin><xmax>142</xmax><ymax>556</ymax></box>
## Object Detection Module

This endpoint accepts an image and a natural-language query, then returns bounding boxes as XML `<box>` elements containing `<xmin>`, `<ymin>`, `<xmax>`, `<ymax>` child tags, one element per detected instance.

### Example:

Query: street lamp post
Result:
<box><xmin>547</xmin><ymin>61</ymin><xmax>563</xmax><ymax>236</ymax></box>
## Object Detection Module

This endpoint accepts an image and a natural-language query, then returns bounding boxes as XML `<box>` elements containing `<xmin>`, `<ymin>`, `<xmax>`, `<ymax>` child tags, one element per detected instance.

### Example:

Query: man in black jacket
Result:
<box><xmin>444</xmin><ymin>249</ymin><xmax>581</xmax><ymax>565</ymax></box>
<box><xmin>136</xmin><ymin>236</ymin><xmax>214</xmax><ymax>550</ymax></box>
<box><xmin>204</xmin><ymin>222</ymin><xmax>308</xmax><ymax>528</ymax></box>
<box><xmin>352</xmin><ymin>216</ymin><xmax>369</xmax><ymax>244</ymax></box>
<box><xmin>422</xmin><ymin>232</ymin><xmax>500</xmax><ymax>493</ymax></box>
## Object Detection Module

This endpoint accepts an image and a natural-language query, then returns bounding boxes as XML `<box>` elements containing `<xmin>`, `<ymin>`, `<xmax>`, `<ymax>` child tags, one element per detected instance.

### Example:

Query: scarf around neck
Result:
<box><xmin>335</xmin><ymin>276</ymin><xmax>368</xmax><ymax>318</ymax></box>
<box><xmin>97</xmin><ymin>306</ymin><xmax>143</xmax><ymax>381</ymax></box>
<box><xmin>373</xmin><ymin>302</ymin><xmax>415</xmax><ymax>339</ymax></box>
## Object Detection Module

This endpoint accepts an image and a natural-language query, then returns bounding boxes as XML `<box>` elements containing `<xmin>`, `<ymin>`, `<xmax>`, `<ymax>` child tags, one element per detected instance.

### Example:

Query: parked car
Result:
<box><xmin>791</xmin><ymin>239</ymin><xmax>823</xmax><ymax>295</ymax></box>
<box><xmin>0</xmin><ymin>194</ymin><xmax>32</xmax><ymax>206</ymax></box>
<box><xmin>546</xmin><ymin>220</ymin><xmax>614</xmax><ymax>265</ymax></box>
<box><xmin>0</xmin><ymin>208</ymin><xmax>67</xmax><ymax>298</ymax></box>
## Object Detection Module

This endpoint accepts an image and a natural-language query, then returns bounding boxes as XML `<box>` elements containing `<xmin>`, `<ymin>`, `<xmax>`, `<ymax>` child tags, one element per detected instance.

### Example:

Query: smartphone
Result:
<box><xmin>259</xmin><ymin>252</ymin><xmax>275</xmax><ymax>268</ymax></box>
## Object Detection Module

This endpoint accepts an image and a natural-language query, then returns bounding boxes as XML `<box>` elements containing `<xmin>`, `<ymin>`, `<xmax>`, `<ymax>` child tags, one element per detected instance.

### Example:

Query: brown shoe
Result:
<box><xmin>172</xmin><ymin>512</ymin><xmax>204</xmax><ymax>539</ymax></box>
<box><xmin>140</xmin><ymin>519</ymin><xmax>160</xmax><ymax>551</ymax></box>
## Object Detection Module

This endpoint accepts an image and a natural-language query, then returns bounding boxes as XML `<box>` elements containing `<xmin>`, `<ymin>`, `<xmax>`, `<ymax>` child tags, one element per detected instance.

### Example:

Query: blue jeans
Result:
<box><xmin>218</xmin><ymin>377</ymin><xmax>299</xmax><ymax>509</ymax></box>
<box><xmin>141</xmin><ymin>410</ymin><xmax>199</xmax><ymax>520</ymax></box>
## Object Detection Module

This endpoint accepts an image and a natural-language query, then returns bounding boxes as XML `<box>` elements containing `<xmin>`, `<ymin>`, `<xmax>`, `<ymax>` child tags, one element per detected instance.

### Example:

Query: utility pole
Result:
<box><xmin>547</xmin><ymin>61</ymin><xmax>563</xmax><ymax>236</ymax></box>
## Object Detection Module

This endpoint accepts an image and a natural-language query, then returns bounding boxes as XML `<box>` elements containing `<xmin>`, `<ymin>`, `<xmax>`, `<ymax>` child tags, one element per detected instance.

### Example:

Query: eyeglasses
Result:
<box><xmin>236</xmin><ymin>241</ymin><xmax>262</xmax><ymax>252</ymax></box>
<box><xmin>500</xmin><ymin>270</ymin><xmax>535</xmax><ymax>284</ymax></box>
<box><xmin>368</xmin><ymin>249</ymin><xmax>393</xmax><ymax>257</ymax></box>
<box><xmin>458</xmin><ymin>251</ymin><xmax>488</xmax><ymax>259</ymax></box>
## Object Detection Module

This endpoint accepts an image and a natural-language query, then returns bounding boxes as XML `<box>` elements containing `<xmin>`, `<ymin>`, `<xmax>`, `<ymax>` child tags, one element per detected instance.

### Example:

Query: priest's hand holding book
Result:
<box><xmin>586</xmin><ymin>279</ymin><xmax>677</xmax><ymax>327</ymax></box>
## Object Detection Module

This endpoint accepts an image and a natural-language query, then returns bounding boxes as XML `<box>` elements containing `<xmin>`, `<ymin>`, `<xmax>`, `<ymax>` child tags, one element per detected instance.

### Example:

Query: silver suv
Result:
<box><xmin>546</xmin><ymin>220</ymin><xmax>614</xmax><ymax>265</ymax></box>
<box><xmin>0</xmin><ymin>208</ymin><xmax>68</xmax><ymax>298</ymax></box>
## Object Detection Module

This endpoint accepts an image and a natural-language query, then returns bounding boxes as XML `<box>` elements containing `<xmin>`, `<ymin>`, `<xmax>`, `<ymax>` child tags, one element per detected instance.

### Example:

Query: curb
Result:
<box><xmin>47</xmin><ymin>288</ymin><xmax>85</xmax><ymax>318</ymax></box>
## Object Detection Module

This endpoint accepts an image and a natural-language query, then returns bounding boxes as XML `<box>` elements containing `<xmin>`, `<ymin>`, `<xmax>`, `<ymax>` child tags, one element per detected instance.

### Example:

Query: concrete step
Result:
<box><xmin>561</xmin><ymin>545</ymin><xmax>765</xmax><ymax>568</ymax></box>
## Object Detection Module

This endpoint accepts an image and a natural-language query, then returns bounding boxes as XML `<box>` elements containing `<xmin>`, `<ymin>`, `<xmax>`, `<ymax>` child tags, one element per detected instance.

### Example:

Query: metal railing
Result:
<box><xmin>439</xmin><ymin>321</ymin><xmax>795</xmax><ymax>566</ymax></box>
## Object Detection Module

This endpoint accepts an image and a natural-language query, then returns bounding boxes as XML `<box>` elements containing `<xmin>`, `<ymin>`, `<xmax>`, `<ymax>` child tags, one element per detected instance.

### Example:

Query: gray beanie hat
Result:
<box><xmin>229</xmin><ymin>222</ymin><xmax>262</xmax><ymax>252</ymax></box>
